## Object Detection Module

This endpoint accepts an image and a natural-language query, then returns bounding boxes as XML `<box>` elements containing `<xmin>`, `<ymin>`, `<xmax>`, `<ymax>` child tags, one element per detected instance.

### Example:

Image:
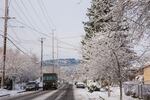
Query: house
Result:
<box><xmin>143</xmin><ymin>65</ymin><xmax>150</xmax><ymax>84</ymax></box>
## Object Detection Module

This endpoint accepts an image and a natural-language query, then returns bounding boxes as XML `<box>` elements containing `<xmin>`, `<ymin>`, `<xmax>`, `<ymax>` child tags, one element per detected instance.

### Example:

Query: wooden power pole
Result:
<box><xmin>52</xmin><ymin>30</ymin><xmax>55</xmax><ymax>73</ymax></box>
<box><xmin>56</xmin><ymin>39</ymin><xmax>60</xmax><ymax>77</ymax></box>
<box><xmin>1</xmin><ymin>0</ymin><xmax>9</xmax><ymax>88</ymax></box>
<box><xmin>40</xmin><ymin>38</ymin><xmax>45</xmax><ymax>81</ymax></box>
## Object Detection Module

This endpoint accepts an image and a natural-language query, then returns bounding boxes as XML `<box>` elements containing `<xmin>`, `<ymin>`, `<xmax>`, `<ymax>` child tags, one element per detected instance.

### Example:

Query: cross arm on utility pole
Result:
<box><xmin>0</xmin><ymin>17</ymin><xmax>15</xmax><ymax>19</ymax></box>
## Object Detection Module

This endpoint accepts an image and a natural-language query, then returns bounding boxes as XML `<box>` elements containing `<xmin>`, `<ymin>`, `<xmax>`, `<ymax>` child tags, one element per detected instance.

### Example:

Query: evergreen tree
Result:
<box><xmin>83</xmin><ymin>0</ymin><xmax>114</xmax><ymax>39</ymax></box>
<box><xmin>81</xmin><ymin>0</ymin><xmax>137</xmax><ymax>99</ymax></box>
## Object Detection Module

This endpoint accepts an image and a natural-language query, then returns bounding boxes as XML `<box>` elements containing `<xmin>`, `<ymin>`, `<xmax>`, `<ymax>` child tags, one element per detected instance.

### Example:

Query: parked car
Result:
<box><xmin>25</xmin><ymin>81</ymin><xmax>39</xmax><ymax>91</ymax></box>
<box><xmin>87</xmin><ymin>80</ymin><xmax>100</xmax><ymax>92</ymax></box>
<box><xmin>76</xmin><ymin>82</ymin><xmax>85</xmax><ymax>88</ymax></box>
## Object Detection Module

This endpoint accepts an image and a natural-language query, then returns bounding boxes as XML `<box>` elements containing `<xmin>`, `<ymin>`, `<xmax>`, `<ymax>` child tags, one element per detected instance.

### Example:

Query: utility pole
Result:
<box><xmin>1</xmin><ymin>0</ymin><xmax>9</xmax><ymax>88</ymax></box>
<box><xmin>56</xmin><ymin>39</ymin><xmax>60</xmax><ymax>77</ymax></box>
<box><xmin>40</xmin><ymin>38</ymin><xmax>45</xmax><ymax>81</ymax></box>
<box><xmin>52</xmin><ymin>29</ymin><xmax>55</xmax><ymax>73</ymax></box>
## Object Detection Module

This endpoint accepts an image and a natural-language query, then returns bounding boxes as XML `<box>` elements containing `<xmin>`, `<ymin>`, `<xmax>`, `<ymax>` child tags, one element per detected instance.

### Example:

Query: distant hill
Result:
<box><xmin>43</xmin><ymin>58</ymin><xmax>80</xmax><ymax>67</ymax></box>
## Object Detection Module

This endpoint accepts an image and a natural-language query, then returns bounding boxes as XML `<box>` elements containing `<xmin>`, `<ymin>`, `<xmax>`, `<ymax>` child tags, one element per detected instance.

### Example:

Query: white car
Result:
<box><xmin>76</xmin><ymin>82</ymin><xmax>85</xmax><ymax>88</ymax></box>
<box><xmin>87</xmin><ymin>80</ymin><xmax>100</xmax><ymax>92</ymax></box>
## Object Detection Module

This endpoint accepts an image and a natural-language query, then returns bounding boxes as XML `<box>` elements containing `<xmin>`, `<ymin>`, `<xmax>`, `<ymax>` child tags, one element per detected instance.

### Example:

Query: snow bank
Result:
<box><xmin>0</xmin><ymin>88</ymin><xmax>25</xmax><ymax>97</ymax></box>
<box><xmin>73</xmin><ymin>86</ymin><xmax>136</xmax><ymax>100</ymax></box>
<box><xmin>0</xmin><ymin>89</ymin><xmax>9</xmax><ymax>97</ymax></box>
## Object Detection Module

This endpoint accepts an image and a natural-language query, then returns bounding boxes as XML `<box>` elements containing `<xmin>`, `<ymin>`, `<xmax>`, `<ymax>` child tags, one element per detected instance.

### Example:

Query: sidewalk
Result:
<box><xmin>0</xmin><ymin>89</ymin><xmax>25</xmax><ymax>97</ymax></box>
<box><xmin>73</xmin><ymin>86</ymin><xmax>138</xmax><ymax>100</ymax></box>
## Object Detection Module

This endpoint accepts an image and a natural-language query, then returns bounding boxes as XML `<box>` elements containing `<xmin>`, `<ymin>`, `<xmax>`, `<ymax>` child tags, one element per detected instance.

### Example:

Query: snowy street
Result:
<box><xmin>0</xmin><ymin>84</ymin><xmax>139</xmax><ymax>100</ymax></box>
<box><xmin>0</xmin><ymin>84</ymin><xmax>74</xmax><ymax>100</ymax></box>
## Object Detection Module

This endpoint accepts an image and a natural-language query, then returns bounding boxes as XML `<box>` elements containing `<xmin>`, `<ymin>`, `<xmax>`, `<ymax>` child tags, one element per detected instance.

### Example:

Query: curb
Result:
<box><xmin>0</xmin><ymin>90</ymin><xmax>26</xmax><ymax>98</ymax></box>
<box><xmin>17</xmin><ymin>90</ymin><xmax>26</xmax><ymax>93</ymax></box>
<box><xmin>99</xmin><ymin>96</ymin><xmax>105</xmax><ymax>100</ymax></box>
<box><xmin>0</xmin><ymin>94</ymin><xmax>10</xmax><ymax>97</ymax></box>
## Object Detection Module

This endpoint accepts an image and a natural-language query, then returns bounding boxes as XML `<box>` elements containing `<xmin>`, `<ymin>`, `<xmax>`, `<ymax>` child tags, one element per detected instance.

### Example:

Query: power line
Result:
<box><xmin>7</xmin><ymin>0</ymin><xmax>79</xmax><ymax>51</ymax></box>
<box><xmin>11</xmin><ymin>1</ymin><xmax>51</xmax><ymax>40</ymax></box>
<box><xmin>7</xmin><ymin>34</ymin><xmax>32</xmax><ymax>55</ymax></box>
<box><xmin>15</xmin><ymin>19</ymin><xmax>50</xmax><ymax>37</ymax></box>
<box><xmin>8</xmin><ymin>0</ymin><xmax>11</xmax><ymax>9</ymax></box>
<box><xmin>14</xmin><ymin>0</ymin><xmax>35</xmax><ymax>28</ymax></box>
<box><xmin>15</xmin><ymin>20</ymin><xmax>79</xmax><ymax>49</ymax></box>
<box><xmin>59</xmin><ymin>35</ymin><xmax>82</xmax><ymax>39</ymax></box>
<box><xmin>12</xmin><ymin>0</ymin><xmax>52</xmax><ymax>34</ymax></box>
<box><xmin>10</xmin><ymin>1</ymin><xmax>27</xmax><ymax>24</ymax></box>
<box><xmin>8</xmin><ymin>39</ymin><xmax>80</xmax><ymax>51</ymax></box>
<box><xmin>11</xmin><ymin>1</ymin><xmax>78</xmax><ymax>50</ymax></box>
<box><xmin>56</xmin><ymin>39</ymin><xmax>79</xmax><ymax>48</ymax></box>
<box><xmin>8</xmin><ymin>25</ymin><xmax>22</xmax><ymax>43</ymax></box>
<box><xmin>0</xmin><ymin>36</ymin><xmax>26</xmax><ymax>55</ymax></box>
<box><xmin>37</xmin><ymin>0</ymin><xmax>53</xmax><ymax>30</ymax></box>
<box><xmin>40</xmin><ymin>0</ymin><xmax>56</xmax><ymax>29</ymax></box>
<box><xmin>0</xmin><ymin>30</ymin><xmax>30</xmax><ymax>56</ymax></box>
<box><xmin>27</xmin><ymin>0</ymin><xmax>49</xmax><ymax>32</ymax></box>
<box><xmin>19</xmin><ymin>0</ymin><xmax>42</xmax><ymax>30</ymax></box>
<box><xmin>7</xmin><ymin>23</ymin><xmax>33</xmax><ymax>54</ymax></box>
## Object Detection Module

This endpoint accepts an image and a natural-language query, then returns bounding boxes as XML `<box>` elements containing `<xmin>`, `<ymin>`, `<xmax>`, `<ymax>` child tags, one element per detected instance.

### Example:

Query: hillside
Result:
<box><xmin>43</xmin><ymin>58</ymin><xmax>80</xmax><ymax>67</ymax></box>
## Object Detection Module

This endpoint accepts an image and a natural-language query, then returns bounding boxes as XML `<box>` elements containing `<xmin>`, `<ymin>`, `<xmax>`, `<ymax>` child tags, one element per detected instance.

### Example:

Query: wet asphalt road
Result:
<box><xmin>0</xmin><ymin>84</ymin><xmax>75</xmax><ymax>100</ymax></box>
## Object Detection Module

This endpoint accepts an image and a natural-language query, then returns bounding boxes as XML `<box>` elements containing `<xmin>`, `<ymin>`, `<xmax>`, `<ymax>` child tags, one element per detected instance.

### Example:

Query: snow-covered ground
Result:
<box><xmin>0</xmin><ymin>85</ymin><xmax>139</xmax><ymax>100</ymax></box>
<box><xmin>0</xmin><ymin>84</ymin><xmax>26</xmax><ymax>97</ymax></box>
<box><xmin>74</xmin><ymin>86</ymin><xmax>138</xmax><ymax>100</ymax></box>
<box><xmin>0</xmin><ymin>89</ymin><xmax>25</xmax><ymax>97</ymax></box>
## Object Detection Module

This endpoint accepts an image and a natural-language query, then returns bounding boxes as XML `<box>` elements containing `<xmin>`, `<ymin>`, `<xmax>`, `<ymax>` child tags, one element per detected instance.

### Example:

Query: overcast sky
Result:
<box><xmin>0</xmin><ymin>0</ymin><xmax>91</xmax><ymax>60</ymax></box>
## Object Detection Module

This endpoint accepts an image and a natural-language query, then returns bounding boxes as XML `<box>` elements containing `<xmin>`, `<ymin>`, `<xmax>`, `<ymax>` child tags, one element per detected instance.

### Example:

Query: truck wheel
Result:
<box><xmin>43</xmin><ymin>88</ymin><xmax>45</xmax><ymax>91</ymax></box>
<box><xmin>55</xmin><ymin>87</ymin><xmax>58</xmax><ymax>89</ymax></box>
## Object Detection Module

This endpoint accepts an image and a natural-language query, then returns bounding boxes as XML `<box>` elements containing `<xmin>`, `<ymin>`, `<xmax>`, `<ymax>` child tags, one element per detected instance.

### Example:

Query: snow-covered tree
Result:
<box><xmin>81</xmin><ymin>0</ymin><xmax>137</xmax><ymax>99</ymax></box>
<box><xmin>0</xmin><ymin>48</ymin><xmax>40</xmax><ymax>83</ymax></box>
<box><xmin>83</xmin><ymin>0</ymin><xmax>114</xmax><ymax>39</ymax></box>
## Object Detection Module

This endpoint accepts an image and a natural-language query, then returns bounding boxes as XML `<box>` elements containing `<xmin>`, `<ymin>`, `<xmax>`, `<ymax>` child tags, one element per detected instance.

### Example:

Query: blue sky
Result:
<box><xmin>0</xmin><ymin>0</ymin><xmax>91</xmax><ymax>59</ymax></box>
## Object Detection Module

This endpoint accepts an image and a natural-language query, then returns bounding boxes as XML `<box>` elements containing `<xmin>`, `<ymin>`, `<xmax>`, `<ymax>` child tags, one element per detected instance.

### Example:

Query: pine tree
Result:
<box><xmin>81</xmin><ymin>0</ymin><xmax>136</xmax><ymax>99</ymax></box>
<box><xmin>81</xmin><ymin>0</ymin><xmax>115</xmax><ymax>62</ymax></box>
<box><xmin>83</xmin><ymin>0</ymin><xmax>114</xmax><ymax>39</ymax></box>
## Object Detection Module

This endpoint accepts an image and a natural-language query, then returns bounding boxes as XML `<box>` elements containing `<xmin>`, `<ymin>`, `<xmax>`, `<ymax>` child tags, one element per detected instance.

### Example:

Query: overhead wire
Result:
<box><xmin>8</xmin><ymin>0</ymin><xmax>11</xmax><ymax>9</ymax></box>
<box><xmin>27</xmin><ymin>0</ymin><xmax>49</xmax><ymax>32</ymax></box>
<box><xmin>12</xmin><ymin>0</ymin><xmax>79</xmax><ymax>49</ymax></box>
<box><xmin>8</xmin><ymin>38</ymin><xmax>80</xmax><ymax>52</ymax></box>
<box><xmin>14</xmin><ymin>0</ymin><xmax>35</xmax><ymax>29</ymax></box>
<box><xmin>15</xmin><ymin>19</ymin><xmax>50</xmax><ymax>37</ymax></box>
<box><xmin>6</xmin><ymin>30</ymin><xmax>79</xmax><ymax>53</ymax></box>
<box><xmin>59</xmin><ymin>35</ymin><xmax>83</xmax><ymax>39</ymax></box>
<box><xmin>8</xmin><ymin>23</ymin><xmax>22</xmax><ymax>43</ymax></box>
<box><xmin>11</xmin><ymin>0</ymin><xmax>53</xmax><ymax>38</ymax></box>
<box><xmin>0</xmin><ymin>30</ymin><xmax>31</xmax><ymax>57</ymax></box>
<box><xmin>8</xmin><ymin>26</ymin><xmax>79</xmax><ymax>52</ymax></box>
<box><xmin>7</xmin><ymin>26</ymin><xmax>35</xmax><ymax>55</ymax></box>
<box><xmin>9</xmin><ymin>0</ymin><xmax>80</xmax><ymax>54</ymax></box>
<box><xmin>7</xmin><ymin>0</ymin><xmax>24</xmax><ymax>44</ymax></box>
<box><xmin>37</xmin><ymin>0</ymin><xmax>53</xmax><ymax>30</ymax></box>
<box><xmin>15</xmin><ymin>20</ymin><xmax>79</xmax><ymax>49</ymax></box>
<box><xmin>10</xmin><ymin>1</ymin><xmax>27</xmax><ymax>24</ymax></box>
<box><xmin>0</xmin><ymin>35</ymin><xmax>27</xmax><ymax>55</ymax></box>
<box><xmin>10</xmin><ymin>29</ymin><xmax>22</xmax><ymax>43</ymax></box>
<box><xmin>7</xmin><ymin>34</ymin><xmax>31</xmax><ymax>54</ymax></box>
<box><xmin>56</xmin><ymin>38</ymin><xmax>79</xmax><ymax>48</ymax></box>
<box><xmin>19</xmin><ymin>0</ymin><xmax>43</xmax><ymax>31</ymax></box>
<box><xmin>40</xmin><ymin>0</ymin><xmax>56</xmax><ymax>29</ymax></box>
